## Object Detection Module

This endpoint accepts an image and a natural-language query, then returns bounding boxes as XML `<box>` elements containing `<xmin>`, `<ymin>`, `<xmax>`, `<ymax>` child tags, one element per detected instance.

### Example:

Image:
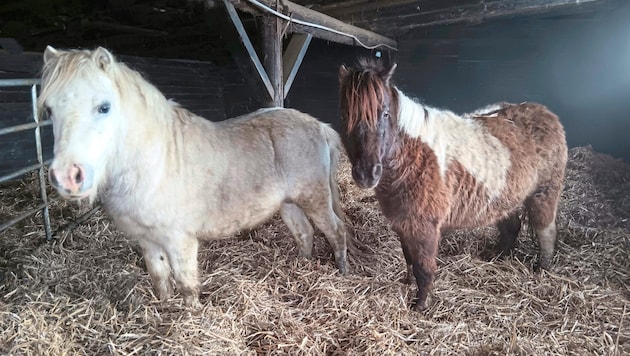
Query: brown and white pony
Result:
<box><xmin>40</xmin><ymin>46</ymin><xmax>352</xmax><ymax>307</ymax></box>
<box><xmin>338</xmin><ymin>58</ymin><xmax>567</xmax><ymax>310</ymax></box>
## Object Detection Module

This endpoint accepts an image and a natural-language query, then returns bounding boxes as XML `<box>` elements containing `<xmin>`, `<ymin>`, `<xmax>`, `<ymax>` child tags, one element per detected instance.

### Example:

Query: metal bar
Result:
<box><xmin>0</xmin><ymin>78</ymin><xmax>40</xmax><ymax>87</ymax></box>
<box><xmin>0</xmin><ymin>120</ymin><xmax>52</xmax><ymax>136</ymax></box>
<box><xmin>223</xmin><ymin>0</ymin><xmax>275</xmax><ymax>100</ymax></box>
<box><xmin>0</xmin><ymin>202</ymin><xmax>47</xmax><ymax>233</ymax></box>
<box><xmin>31</xmin><ymin>84</ymin><xmax>52</xmax><ymax>241</ymax></box>
<box><xmin>0</xmin><ymin>159</ymin><xmax>52</xmax><ymax>183</ymax></box>
<box><xmin>283</xmin><ymin>33</ymin><xmax>312</xmax><ymax>99</ymax></box>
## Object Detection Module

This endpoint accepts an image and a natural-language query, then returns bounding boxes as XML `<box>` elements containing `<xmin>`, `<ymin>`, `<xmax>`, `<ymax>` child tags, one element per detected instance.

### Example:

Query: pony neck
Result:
<box><xmin>107</xmin><ymin>65</ymin><xmax>208</xmax><ymax>183</ymax></box>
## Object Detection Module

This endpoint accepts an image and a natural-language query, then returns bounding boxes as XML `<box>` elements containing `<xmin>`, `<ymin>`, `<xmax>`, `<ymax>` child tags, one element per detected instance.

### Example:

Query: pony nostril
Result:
<box><xmin>372</xmin><ymin>164</ymin><xmax>383</xmax><ymax>179</ymax></box>
<box><xmin>73</xmin><ymin>165</ymin><xmax>83</xmax><ymax>184</ymax></box>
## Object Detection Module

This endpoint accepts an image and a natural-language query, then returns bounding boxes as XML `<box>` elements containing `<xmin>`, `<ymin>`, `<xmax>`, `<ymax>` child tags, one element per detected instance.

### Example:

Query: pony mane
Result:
<box><xmin>340</xmin><ymin>57</ymin><xmax>391</xmax><ymax>132</ymax></box>
<box><xmin>38</xmin><ymin>48</ymin><xmax>173</xmax><ymax>123</ymax></box>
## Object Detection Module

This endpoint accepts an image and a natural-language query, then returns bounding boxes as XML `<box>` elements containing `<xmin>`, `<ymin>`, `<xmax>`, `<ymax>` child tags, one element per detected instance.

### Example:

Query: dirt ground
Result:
<box><xmin>0</xmin><ymin>145</ymin><xmax>628</xmax><ymax>355</ymax></box>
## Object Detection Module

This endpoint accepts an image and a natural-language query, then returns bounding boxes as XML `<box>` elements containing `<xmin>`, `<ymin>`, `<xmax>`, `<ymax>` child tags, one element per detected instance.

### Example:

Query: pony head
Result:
<box><xmin>40</xmin><ymin>46</ymin><xmax>123</xmax><ymax>202</ymax></box>
<box><xmin>338</xmin><ymin>58</ymin><xmax>398</xmax><ymax>188</ymax></box>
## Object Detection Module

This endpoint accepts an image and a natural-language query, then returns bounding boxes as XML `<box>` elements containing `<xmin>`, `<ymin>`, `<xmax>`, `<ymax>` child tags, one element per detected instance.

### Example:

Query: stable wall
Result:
<box><xmin>393</xmin><ymin>0</ymin><xmax>630</xmax><ymax>161</ymax></box>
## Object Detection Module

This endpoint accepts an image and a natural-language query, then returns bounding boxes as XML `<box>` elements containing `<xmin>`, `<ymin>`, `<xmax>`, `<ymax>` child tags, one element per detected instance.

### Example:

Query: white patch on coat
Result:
<box><xmin>396</xmin><ymin>88</ymin><xmax>511</xmax><ymax>199</ymax></box>
<box><xmin>536</xmin><ymin>220</ymin><xmax>557</xmax><ymax>252</ymax></box>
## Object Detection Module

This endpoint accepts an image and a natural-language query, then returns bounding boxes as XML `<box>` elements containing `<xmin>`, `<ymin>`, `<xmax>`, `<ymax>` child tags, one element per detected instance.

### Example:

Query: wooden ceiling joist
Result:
<box><xmin>313</xmin><ymin>0</ymin><xmax>605</xmax><ymax>36</ymax></box>
<box><xmin>230</xmin><ymin>0</ymin><xmax>398</xmax><ymax>51</ymax></box>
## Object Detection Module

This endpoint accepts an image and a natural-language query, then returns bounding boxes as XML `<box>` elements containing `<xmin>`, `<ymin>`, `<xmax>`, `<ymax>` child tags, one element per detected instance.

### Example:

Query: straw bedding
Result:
<box><xmin>0</xmin><ymin>145</ymin><xmax>628</xmax><ymax>355</ymax></box>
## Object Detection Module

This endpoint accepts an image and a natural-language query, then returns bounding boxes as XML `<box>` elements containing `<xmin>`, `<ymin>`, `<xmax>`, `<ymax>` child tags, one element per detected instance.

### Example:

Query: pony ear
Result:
<box><xmin>92</xmin><ymin>47</ymin><xmax>115</xmax><ymax>70</ymax></box>
<box><xmin>338</xmin><ymin>64</ymin><xmax>350</xmax><ymax>82</ymax></box>
<box><xmin>382</xmin><ymin>63</ymin><xmax>397</xmax><ymax>85</ymax></box>
<box><xmin>43</xmin><ymin>45</ymin><xmax>59</xmax><ymax>64</ymax></box>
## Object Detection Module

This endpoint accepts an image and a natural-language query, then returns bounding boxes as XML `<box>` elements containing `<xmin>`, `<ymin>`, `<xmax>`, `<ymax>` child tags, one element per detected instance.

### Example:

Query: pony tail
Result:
<box><xmin>321</xmin><ymin>124</ymin><xmax>362</xmax><ymax>257</ymax></box>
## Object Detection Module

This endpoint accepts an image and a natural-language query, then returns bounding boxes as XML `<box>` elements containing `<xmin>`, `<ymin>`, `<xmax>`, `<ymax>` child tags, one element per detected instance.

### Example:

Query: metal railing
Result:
<box><xmin>0</xmin><ymin>78</ymin><xmax>53</xmax><ymax>240</ymax></box>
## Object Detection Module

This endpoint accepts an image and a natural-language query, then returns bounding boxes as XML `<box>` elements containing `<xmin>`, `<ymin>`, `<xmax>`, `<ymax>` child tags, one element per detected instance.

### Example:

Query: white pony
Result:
<box><xmin>40</xmin><ymin>46</ymin><xmax>352</xmax><ymax>307</ymax></box>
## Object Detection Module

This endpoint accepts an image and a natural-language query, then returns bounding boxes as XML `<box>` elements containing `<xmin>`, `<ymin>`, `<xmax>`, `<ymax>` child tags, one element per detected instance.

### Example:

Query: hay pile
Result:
<box><xmin>0</xmin><ymin>146</ymin><xmax>628</xmax><ymax>355</ymax></box>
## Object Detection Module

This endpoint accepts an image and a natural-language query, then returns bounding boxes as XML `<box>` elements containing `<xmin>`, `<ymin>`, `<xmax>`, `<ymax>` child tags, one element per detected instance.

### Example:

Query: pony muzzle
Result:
<box><xmin>49</xmin><ymin>163</ymin><xmax>94</xmax><ymax>199</ymax></box>
<box><xmin>352</xmin><ymin>162</ymin><xmax>383</xmax><ymax>189</ymax></box>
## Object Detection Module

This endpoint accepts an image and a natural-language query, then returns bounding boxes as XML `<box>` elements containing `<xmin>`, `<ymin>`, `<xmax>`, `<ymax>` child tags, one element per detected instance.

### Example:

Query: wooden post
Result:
<box><xmin>262</xmin><ymin>15</ymin><xmax>284</xmax><ymax>107</ymax></box>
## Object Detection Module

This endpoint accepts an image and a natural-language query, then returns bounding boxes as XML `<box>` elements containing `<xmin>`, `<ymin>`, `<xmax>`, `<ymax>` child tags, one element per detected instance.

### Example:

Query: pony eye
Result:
<box><xmin>383</xmin><ymin>110</ymin><xmax>390</xmax><ymax>119</ymax></box>
<box><xmin>98</xmin><ymin>102</ymin><xmax>111</xmax><ymax>114</ymax></box>
<box><xmin>44</xmin><ymin>106</ymin><xmax>52</xmax><ymax>118</ymax></box>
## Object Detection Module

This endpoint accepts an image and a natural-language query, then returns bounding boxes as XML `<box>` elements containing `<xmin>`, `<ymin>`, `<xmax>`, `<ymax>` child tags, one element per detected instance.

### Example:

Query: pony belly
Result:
<box><xmin>444</xmin><ymin>203</ymin><xmax>515</xmax><ymax>230</ymax></box>
<box><xmin>200</xmin><ymin>202</ymin><xmax>282</xmax><ymax>240</ymax></box>
<box><xmin>443</xmin><ymin>182</ymin><xmax>525</xmax><ymax>230</ymax></box>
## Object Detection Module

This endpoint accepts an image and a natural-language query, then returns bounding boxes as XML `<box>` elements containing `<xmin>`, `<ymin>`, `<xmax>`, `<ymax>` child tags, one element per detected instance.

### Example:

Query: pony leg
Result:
<box><xmin>280</xmin><ymin>203</ymin><xmax>315</xmax><ymax>259</ymax></box>
<box><xmin>138</xmin><ymin>239</ymin><xmax>172</xmax><ymax>300</ymax></box>
<box><xmin>163</xmin><ymin>233</ymin><xmax>201</xmax><ymax>308</ymax></box>
<box><xmin>526</xmin><ymin>186</ymin><xmax>561</xmax><ymax>270</ymax></box>
<box><xmin>396</xmin><ymin>224</ymin><xmax>439</xmax><ymax>311</ymax></box>
<box><xmin>399</xmin><ymin>240</ymin><xmax>415</xmax><ymax>285</ymax></box>
<box><xmin>496</xmin><ymin>211</ymin><xmax>521</xmax><ymax>257</ymax></box>
<box><xmin>301</xmin><ymin>203</ymin><xmax>349</xmax><ymax>275</ymax></box>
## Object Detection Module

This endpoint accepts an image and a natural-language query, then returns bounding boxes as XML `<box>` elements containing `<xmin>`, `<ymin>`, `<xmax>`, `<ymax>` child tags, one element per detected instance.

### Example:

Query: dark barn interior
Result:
<box><xmin>1</xmin><ymin>1</ymin><xmax>629</xmax><ymax>354</ymax></box>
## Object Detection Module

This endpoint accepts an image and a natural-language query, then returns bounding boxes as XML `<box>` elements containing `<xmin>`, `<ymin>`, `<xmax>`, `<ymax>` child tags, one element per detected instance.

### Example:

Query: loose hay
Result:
<box><xmin>0</xmin><ymin>145</ymin><xmax>628</xmax><ymax>355</ymax></box>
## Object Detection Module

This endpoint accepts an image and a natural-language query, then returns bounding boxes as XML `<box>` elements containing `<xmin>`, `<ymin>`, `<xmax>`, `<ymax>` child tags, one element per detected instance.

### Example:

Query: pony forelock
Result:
<box><xmin>38</xmin><ymin>49</ymin><xmax>96</xmax><ymax>115</ymax></box>
<box><xmin>340</xmin><ymin>59</ymin><xmax>391</xmax><ymax>132</ymax></box>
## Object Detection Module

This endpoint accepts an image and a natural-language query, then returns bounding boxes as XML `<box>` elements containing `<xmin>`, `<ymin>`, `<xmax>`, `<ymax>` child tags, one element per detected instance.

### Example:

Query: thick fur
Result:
<box><xmin>339</xmin><ymin>58</ymin><xmax>567</xmax><ymax>310</ymax></box>
<box><xmin>41</xmin><ymin>46</ymin><xmax>352</xmax><ymax>307</ymax></box>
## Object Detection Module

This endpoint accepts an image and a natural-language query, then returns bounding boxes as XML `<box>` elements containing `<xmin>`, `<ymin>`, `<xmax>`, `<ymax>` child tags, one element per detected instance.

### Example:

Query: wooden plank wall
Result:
<box><xmin>0</xmin><ymin>50</ymin><xmax>224</xmax><ymax>177</ymax></box>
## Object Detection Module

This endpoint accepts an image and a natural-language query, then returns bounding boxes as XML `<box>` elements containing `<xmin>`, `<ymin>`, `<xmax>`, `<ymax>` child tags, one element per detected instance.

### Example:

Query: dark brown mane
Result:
<box><xmin>340</xmin><ymin>58</ymin><xmax>391</xmax><ymax>133</ymax></box>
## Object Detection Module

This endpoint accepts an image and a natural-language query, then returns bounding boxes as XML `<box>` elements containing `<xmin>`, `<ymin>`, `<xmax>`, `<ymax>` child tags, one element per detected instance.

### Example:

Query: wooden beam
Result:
<box><xmin>313</xmin><ymin>0</ymin><xmax>420</xmax><ymax>19</ymax></box>
<box><xmin>282</xmin><ymin>33</ymin><xmax>311</xmax><ymax>99</ymax></box>
<box><xmin>262</xmin><ymin>15</ymin><xmax>284</xmax><ymax>107</ymax></box>
<box><xmin>221</xmin><ymin>0</ymin><xmax>274</xmax><ymax>101</ymax></box>
<box><xmin>328</xmin><ymin>0</ymin><xmax>605</xmax><ymax>35</ymax></box>
<box><xmin>230</xmin><ymin>0</ymin><xmax>397</xmax><ymax>50</ymax></box>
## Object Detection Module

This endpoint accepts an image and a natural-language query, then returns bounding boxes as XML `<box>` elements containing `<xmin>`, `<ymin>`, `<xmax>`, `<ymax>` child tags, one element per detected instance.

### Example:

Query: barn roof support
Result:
<box><xmin>221</xmin><ymin>0</ymin><xmax>397</xmax><ymax>107</ymax></box>
<box><xmin>222</xmin><ymin>0</ymin><xmax>275</xmax><ymax>102</ymax></box>
<box><xmin>231</xmin><ymin>0</ymin><xmax>397</xmax><ymax>50</ymax></box>
<box><xmin>261</xmin><ymin>15</ymin><xmax>284</xmax><ymax>107</ymax></box>
<box><xmin>223</xmin><ymin>0</ymin><xmax>313</xmax><ymax>107</ymax></box>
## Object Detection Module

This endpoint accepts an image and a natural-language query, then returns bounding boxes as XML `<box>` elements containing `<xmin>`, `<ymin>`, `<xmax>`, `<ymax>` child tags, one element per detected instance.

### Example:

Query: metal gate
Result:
<box><xmin>0</xmin><ymin>78</ymin><xmax>52</xmax><ymax>240</ymax></box>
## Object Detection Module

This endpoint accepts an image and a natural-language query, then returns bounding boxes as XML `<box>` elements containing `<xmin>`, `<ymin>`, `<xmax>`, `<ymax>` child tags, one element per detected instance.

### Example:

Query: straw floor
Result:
<box><xmin>0</xmin><ymin>146</ymin><xmax>628</xmax><ymax>355</ymax></box>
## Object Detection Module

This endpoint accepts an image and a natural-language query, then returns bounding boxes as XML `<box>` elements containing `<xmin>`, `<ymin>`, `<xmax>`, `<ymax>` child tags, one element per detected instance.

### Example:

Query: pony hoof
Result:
<box><xmin>410</xmin><ymin>300</ymin><xmax>429</xmax><ymax>312</ymax></box>
<box><xmin>184</xmin><ymin>295</ymin><xmax>202</xmax><ymax>309</ymax></box>
<box><xmin>297</xmin><ymin>250</ymin><xmax>313</xmax><ymax>259</ymax></box>
<box><xmin>336</xmin><ymin>262</ymin><xmax>349</xmax><ymax>275</ymax></box>
<box><xmin>534</xmin><ymin>257</ymin><xmax>553</xmax><ymax>272</ymax></box>
<box><xmin>410</xmin><ymin>293</ymin><xmax>431</xmax><ymax>312</ymax></box>
<box><xmin>156</xmin><ymin>286</ymin><xmax>173</xmax><ymax>301</ymax></box>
